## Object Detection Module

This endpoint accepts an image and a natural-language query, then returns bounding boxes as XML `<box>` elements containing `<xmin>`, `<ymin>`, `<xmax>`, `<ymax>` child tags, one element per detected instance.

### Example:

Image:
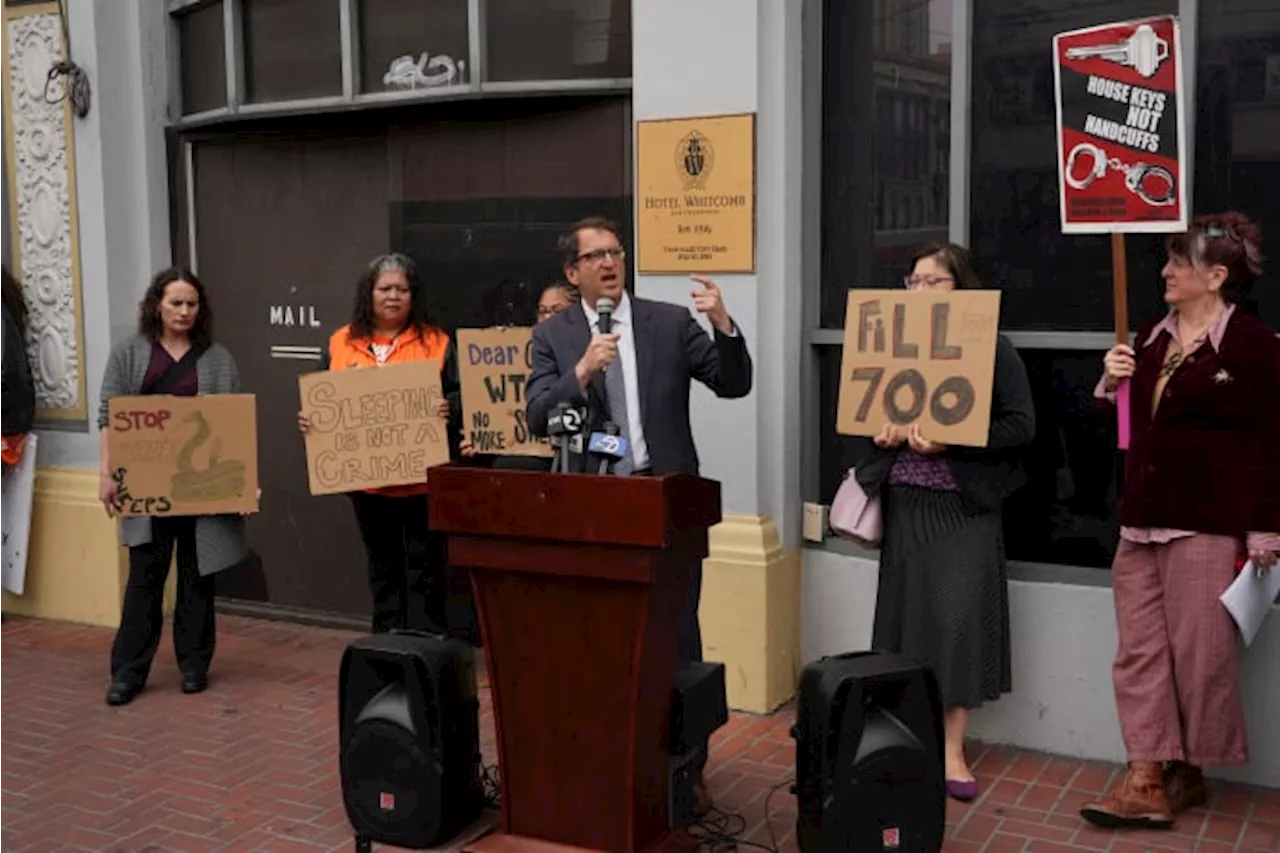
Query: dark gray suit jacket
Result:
<box><xmin>526</xmin><ymin>297</ymin><xmax>753</xmax><ymax>475</ymax></box>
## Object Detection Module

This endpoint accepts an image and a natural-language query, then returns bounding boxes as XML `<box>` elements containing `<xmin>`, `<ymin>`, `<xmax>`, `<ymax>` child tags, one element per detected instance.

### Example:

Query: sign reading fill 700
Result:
<box><xmin>835</xmin><ymin>289</ymin><xmax>1002</xmax><ymax>449</ymax></box>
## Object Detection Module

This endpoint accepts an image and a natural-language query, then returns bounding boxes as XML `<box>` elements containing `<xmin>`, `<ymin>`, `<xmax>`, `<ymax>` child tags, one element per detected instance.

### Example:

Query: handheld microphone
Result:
<box><xmin>589</xmin><ymin>423</ymin><xmax>629</xmax><ymax>475</ymax></box>
<box><xmin>595</xmin><ymin>297</ymin><xmax>615</xmax><ymax>336</ymax></box>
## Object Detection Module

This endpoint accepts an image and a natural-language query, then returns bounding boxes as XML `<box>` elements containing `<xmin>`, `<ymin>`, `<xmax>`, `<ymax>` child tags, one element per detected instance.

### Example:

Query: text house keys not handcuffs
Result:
<box><xmin>1065</xmin><ymin>142</ymin><xmax>1176</xmax><ymax>207</ymax></box>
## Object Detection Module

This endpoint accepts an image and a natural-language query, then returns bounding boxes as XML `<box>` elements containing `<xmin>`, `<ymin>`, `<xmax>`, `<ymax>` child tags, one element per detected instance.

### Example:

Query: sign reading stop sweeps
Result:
<box><xmin>1052</xmin><ymin>15</ymin><xmax>1187</xmax><ymax>234</ymax></box>
<box><xmin>836</xmin><ymin>289</ymin><xmax>1001</xmax><ymax>449</ymax></box>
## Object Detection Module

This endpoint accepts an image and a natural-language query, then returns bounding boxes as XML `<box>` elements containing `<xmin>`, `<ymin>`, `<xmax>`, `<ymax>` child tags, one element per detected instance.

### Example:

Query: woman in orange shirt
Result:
<box><xmin>298</xmin><ymin>253</ymin><xmax>460</xmax><ymax>633</ymax></box>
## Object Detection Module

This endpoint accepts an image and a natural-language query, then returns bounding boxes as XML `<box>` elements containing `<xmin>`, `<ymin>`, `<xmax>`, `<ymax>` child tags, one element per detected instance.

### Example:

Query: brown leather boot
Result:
<box><xmin>1080</xmin><ymin>761</ymin><xmax>1174</xmax><ymax>830</ymax></box>
<box><xmin>1164</xmin><ymin>761</ymin><xmax>1208</xmax><ymax>814</ymax></box>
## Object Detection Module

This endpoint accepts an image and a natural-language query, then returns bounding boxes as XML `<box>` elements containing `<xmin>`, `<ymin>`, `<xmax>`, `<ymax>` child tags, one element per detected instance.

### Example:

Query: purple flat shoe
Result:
<box><xmin>946</xmin><ymin>778</ymin><xmax>979</xmax><ymax>802</ymax></box>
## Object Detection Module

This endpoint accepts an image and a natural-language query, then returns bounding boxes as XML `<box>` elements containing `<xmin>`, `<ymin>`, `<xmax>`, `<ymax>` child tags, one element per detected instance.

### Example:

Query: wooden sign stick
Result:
<box><xmin>1111</xmin><ymin>232</ymin><xmax>1129</xmax><ymax>345</ymax></box>
<box><xmin>1111</xmin><ymin>231</ymin><xmax>1132</xmax><ymax>450</ymax></box>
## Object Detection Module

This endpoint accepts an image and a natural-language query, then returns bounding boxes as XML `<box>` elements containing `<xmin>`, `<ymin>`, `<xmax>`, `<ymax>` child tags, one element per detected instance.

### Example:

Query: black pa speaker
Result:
<box><xmin>793</xmin><ymin>651</ymin><xmax>945</xmax><ymax>853</ymax></box>
<box><xmin>667</xmin><ymin>661</ymin><xmax>729</xmax><ymax>828</ymax></box>
<box><xmin>339</xmin><ymin>630</ymin><xmax>484</xmax><ymax>849</ymax></box>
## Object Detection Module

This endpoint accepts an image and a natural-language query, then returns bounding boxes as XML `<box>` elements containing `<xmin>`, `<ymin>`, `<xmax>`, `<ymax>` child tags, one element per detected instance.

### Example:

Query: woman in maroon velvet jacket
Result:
<box><xmin>1082</xmin><ymin>212</ymin><xmax>1280</xmax><ymax>831</ymax></box>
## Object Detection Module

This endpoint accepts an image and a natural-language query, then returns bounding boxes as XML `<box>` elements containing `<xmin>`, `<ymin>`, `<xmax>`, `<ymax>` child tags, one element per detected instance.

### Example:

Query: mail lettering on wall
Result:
<box><xmin>1052</xmin><ymin>15</ymin><xmax>1187</xmax><ymax>234</ymax></box>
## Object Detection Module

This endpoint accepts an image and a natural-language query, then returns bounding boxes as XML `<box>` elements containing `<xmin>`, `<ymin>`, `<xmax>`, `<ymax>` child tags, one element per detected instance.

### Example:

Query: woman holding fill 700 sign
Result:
<box><xmin>297</xmin><ymin>253</ymin><xmax>462</xmax><ymax>636</ymax></box>
<box><xmin>840</xmin><ymin>242</ymin><xmax>1034</xmax><ymax>802</ymax></box>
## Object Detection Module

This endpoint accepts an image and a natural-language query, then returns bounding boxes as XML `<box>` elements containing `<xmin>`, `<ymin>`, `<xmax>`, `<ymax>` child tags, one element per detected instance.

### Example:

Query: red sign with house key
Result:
<box><xmin>1052</xmin><ymin>16</ymin><xmax>1187</xmax><ymax>234</ymax></box>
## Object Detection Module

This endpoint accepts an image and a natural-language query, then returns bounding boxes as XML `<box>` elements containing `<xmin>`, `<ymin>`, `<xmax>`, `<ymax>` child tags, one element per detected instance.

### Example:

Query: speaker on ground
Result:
<box><xmin>793</xmin><ymin>651</ymin><xmax>945</xmax><ymax>853</ymax></box>
<box><xmin>339</xmin><ymin>630</ymin><xmax>484</xmax><ymax>850</ymax></box>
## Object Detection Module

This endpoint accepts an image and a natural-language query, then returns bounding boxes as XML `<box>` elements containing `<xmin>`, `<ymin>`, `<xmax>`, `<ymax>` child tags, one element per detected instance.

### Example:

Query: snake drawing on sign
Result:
<box><xmin>169</xmin><ymin>410</ymin><xmax>247</xmax><ymax>502</ymax></box>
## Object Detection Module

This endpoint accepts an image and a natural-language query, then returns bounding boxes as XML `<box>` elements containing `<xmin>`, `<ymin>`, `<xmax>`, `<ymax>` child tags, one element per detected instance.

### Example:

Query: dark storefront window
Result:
<box><xmin>968</xmin><ymin>0</ymin><xmax>1178</xmax><ymax>332</ymax></box>
<box><xmin>814</xmin><ymin>0</ymin><xmax>955</xmax><ymax>499</ymax></box>
<box><xmin>172</xmin><ymin>0</ymin><xmax>634</xmax><ymax>115</ymax></box>
<box><xmin>1194</xmin><ymin>1</ymin><xmax>1280</xmax><ymax>330</ymax></box>
<box><xmin>176</xmin><ymin>1</ymin><xmax>226</xmax><ymax>115</ymax></box>
<box><xmin>484</xmin><ymin>0</ymin><xmax>632</xmax><ymax>83</ymax></box>
<box><xmin>242</xmin><ymin>0</ymin><xmax>342</xmax><ymax>103</ymax></box>
<box><xmin>1002</xmin><ymin>350</ymin><xmax>1123</xmax><ymax>569</ymax></box>
<box><xmin>815</xmin><ymin>1</ymin><xmax>1179</xmax><ymax>571</ymax></box>
<box><xmin>819</xmin><ymin>0</ymin><xmax>952</xmax><ymax>329</ymax></box>
<box><xmin>815</xmin><ymin>345</ymin><xmax>1120</xmax><ymax>569</ymax></box>
<box><xmin>359</xmin><ymin>0</ymin><xmax>470</xmax><ymax>93</ymax></box>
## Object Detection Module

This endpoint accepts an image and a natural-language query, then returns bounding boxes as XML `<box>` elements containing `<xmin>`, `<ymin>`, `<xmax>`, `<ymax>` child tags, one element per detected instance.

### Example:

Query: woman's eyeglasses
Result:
<box><xmin>903</xmin><ymin>275</ymin><xmax>954</xmax><ymax>290</ymax></box>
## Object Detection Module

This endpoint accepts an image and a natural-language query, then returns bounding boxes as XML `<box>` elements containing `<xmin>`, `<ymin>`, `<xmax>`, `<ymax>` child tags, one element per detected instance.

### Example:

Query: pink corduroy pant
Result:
<box><xmin>1110</xmin><ymin>534</ymin><xmax>1248</xmax><ymax>767</ymax></box>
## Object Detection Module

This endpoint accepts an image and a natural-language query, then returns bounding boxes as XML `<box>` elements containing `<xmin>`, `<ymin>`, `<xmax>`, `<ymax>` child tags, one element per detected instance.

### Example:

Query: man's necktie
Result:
<box><xmin>602</xmin><ymin>332</ymin><xmax>635</xmax><ymax>476</ymax></box>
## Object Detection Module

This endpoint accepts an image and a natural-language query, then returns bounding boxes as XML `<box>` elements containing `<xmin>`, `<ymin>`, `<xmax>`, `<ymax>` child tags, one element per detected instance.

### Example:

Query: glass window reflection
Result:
<box><xmin>484</xmin><ymin>0</ymin><xmax>632</xmax><ymax>83</ymax></box>
<box><xmin>968</xmin><ymin>0</ymin><xmax>1177</xmax><ymax>332</ymax></box>
<box><xmin>1194</xmin><ymin>1</ymin><xmax>1280</xmax><ymax>329</ymax></box>
<box><xmin>820</xmin><ymin>0</ymin><xmax>953</xmax><ymax>328</ymax></box>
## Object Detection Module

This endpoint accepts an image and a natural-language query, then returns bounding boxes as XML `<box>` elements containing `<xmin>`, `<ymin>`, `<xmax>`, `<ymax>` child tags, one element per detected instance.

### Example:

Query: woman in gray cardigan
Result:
<box><xmin>98</xmin><ymin>267</ymin><xmax>248</xmax><ymax>707</ymax></box>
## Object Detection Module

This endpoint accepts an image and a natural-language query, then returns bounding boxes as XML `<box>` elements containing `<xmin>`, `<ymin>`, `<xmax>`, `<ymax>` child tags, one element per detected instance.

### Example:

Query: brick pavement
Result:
<box><xmin>2</xmin><ymin>614</ymin><xmax>1276</xmax><ymax>852</ymax></box>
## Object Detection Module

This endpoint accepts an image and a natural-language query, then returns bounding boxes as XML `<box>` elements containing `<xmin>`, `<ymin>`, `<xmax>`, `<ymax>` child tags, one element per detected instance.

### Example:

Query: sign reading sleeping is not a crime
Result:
<box><xmin>298</xmin><ymin>360</ymin><xmax>449</xmax><ymax>495</ymax></box>
<box><xmin>836</xmin><ymin>289</ymin><xmax>1001</xmax><ymax>449</ymax></box>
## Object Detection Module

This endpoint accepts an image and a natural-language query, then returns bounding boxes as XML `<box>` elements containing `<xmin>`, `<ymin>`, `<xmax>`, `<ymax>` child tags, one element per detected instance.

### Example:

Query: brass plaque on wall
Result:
<box><xmin>635</xmin><ymin>113</ymin><xmax>756</xmax><ymax>274</ymax></box>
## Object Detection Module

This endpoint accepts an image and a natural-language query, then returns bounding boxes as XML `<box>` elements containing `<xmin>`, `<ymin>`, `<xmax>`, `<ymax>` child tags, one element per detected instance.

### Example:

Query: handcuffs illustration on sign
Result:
<box><xmin>1065</xmin><ymin>141</ymin><xmax>1176</xmax><ymax>207</ymax></box>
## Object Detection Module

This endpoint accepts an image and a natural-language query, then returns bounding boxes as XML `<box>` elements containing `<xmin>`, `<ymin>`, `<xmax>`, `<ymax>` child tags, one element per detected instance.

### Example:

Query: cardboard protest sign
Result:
<box><xmin>457</xmin><ymin>327</ymin><xmax>553</xmax><ymax>458</ymax></box>
<box><xmin>298</xmin><ymin>360</ymin><xmax>449</xmax><ymax>496</ymax></box>
<box><xmin>2</xmin><ymin>433</ymin><xmax>38</xmax><ymax>594</ymax></box>
<box><xmin>107</xmin><ymin>395</ymin><xmax>259</xmax><ymax>516</ymax></box>
<box><xmin>836</xmin><ymin>290</ymin><xmax>1001</xmax><ymax>448</ymax></box>
<box><xmin>1053</xmin><ymin>15</ymin><xmax>1186</xmax><ymax>233</ymax></box>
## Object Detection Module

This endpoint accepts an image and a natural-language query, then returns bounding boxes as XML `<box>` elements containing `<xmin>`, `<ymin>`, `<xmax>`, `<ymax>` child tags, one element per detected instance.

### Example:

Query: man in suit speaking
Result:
<box><xmin>526</xmin><ymin>216</ymin><xmax>753</xmax><ymax>810</ymax></box>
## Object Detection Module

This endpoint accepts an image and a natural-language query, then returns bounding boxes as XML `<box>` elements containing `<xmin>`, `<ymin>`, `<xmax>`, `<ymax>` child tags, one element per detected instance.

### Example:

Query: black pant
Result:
<box><xmin>349</xmin><ymin>492</ymin><xmax>447</xmax><ymax>634</ymax></box>
<box><xmin>110</xmin><ymin>517</ymin><xmax>216</xmax><ymax>686</ymax></box>
<box><xmin>679</xmin><ymin>560</ymin><xmax>709</xmax><ymax>772</ymax></box>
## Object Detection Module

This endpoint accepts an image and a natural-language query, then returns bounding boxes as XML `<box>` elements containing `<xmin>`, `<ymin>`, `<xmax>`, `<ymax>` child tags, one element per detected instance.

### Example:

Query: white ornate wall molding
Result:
<box><xmin>3</xmin><ymin>1</ymin><xmax>87</xmax><ymax>422</ymax></box>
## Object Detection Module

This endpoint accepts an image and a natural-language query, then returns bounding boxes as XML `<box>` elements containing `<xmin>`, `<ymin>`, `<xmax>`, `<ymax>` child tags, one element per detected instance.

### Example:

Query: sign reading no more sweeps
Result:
<box><xmin>457</xmin><ymin>327</ymin><xmax>552</xmax><ymax>458</ymax></box>
<box><xmin>836</xmin><ymin>290</ymin><xmax>1001</xmax><ymax>448</ymax></box>
<box><xmin>298</xmin><ymin>360</ymin><xmax>450</xmax><ymax>496</ymax></box>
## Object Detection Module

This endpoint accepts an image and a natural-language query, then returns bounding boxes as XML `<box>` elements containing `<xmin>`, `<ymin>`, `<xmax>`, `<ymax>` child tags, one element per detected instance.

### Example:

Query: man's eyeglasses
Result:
<box><xmin>575</xmin><ymin>247</ymin><xmax>626</xmax><ymax>265</ymax></box>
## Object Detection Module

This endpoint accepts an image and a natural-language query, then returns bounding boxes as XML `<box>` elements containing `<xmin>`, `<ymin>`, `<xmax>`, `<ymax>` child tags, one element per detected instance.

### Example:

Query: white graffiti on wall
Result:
<box><xmin>382</xmin><ymin>53</ymin><xmax>467</xmax><ymax>90</ymax></box>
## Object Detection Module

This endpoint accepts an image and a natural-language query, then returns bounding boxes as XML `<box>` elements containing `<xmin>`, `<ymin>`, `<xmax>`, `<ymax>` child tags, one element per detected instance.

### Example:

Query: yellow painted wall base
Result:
<box><xmin>0</xmin><ymin>466</ymin><xmax>166</xmax><ymax>628</ymax></box>
<box><xmin>700</xmin><ymin>514</ymin><xmax>801</xmax><ymax>714</ymax></box>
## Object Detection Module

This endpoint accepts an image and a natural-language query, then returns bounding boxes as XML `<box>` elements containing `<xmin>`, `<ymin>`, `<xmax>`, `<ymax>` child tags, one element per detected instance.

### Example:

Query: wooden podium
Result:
<box><xmin>428</xmin><ymin>464</ymin><xmax>722</xmax><ymax>853</ymax></box>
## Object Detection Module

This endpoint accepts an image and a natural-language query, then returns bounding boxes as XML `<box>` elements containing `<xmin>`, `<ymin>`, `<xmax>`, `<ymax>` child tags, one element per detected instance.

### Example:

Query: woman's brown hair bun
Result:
<box><xmin>1166</xmin><ymin>210</ymin><xmax>1263</xmax><ymax>303</ymax></box>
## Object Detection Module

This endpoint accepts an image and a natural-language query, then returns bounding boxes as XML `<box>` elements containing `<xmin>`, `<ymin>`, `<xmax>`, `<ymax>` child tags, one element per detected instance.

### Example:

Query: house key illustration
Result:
<box><xmin>1065</xmin><ymin>23</ymin><xmax>1169</xmax><ymax>78</ymax></box>
<box><xmin>1065</xmin><ymin>142</ymin><xmax>1176</xmax><ymax>207</ymax></box>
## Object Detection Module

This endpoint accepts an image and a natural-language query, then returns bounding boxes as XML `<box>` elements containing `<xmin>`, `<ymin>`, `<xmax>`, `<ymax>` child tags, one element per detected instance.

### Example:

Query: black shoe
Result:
<box><xmin>180</xmin><ymin>671</ymin><xmax>208</xmax><ymax>694</ymax></box>
<box><xmin>105</xmin><ymin>680</ymin><xmax>143</xmax><ymax>706</ymax></box>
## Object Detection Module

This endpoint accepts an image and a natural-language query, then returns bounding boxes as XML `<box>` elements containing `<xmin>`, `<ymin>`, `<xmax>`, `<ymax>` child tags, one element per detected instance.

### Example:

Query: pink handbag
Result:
<box><xmin>829</xmin><ymin>468</ymin><xmax>882</xmax><ymax>547</ymax></box>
